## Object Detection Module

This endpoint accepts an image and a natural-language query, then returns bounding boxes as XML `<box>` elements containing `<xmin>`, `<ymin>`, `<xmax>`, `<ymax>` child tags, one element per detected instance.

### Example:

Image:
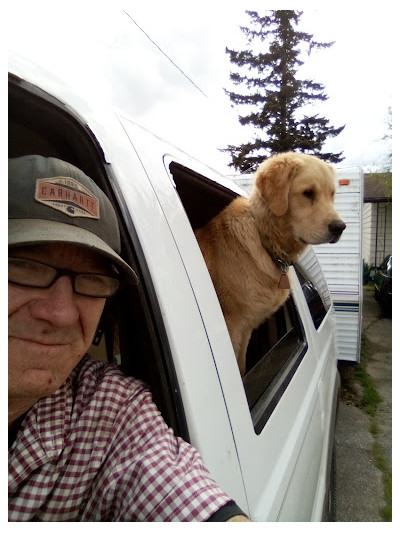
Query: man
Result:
<box><xmin>8</xmin><ymin>155</ymin><xmax>250</xmax><ymax>522</ymax></box>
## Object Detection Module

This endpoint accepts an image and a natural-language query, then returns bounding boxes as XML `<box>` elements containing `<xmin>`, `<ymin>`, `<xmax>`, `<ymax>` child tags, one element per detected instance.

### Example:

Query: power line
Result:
<box><xmin>123</xmin><ymin>10</ymin><xmax>208</xmax><ymax>98</ymax></box>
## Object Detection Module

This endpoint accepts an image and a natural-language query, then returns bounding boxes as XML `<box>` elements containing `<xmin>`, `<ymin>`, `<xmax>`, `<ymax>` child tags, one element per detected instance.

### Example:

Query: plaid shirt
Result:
<box><xmin>8</xmin><ymin>357</ymin><xmax>231</xmax><ymax>521</ymax></box>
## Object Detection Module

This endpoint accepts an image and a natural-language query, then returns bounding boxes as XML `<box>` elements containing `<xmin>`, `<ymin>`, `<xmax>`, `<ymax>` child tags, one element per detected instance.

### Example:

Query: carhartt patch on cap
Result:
<box><xmin>35</xmin><ymin>177</ymin><xmax>100</xmax><ymax>219</ymax></box>
<box><xmin>8</xmin><ymin>155</ymin><xmax>138</xmax><ymax>285</ymax></box>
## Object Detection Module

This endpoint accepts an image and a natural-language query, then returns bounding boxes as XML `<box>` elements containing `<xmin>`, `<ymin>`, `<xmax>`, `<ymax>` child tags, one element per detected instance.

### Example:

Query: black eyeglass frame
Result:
<box><xmin>8</xmin><ymin>256</ymin><xmax>120</xmax><ymax>298</ymax></box>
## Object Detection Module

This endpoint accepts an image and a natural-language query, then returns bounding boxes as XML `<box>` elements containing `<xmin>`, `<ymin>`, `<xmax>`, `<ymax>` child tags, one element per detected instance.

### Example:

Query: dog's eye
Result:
<box><xmin>303</xmin><ymin>189</ymin><xmax>315</xmax><ymax>201</ymax></box>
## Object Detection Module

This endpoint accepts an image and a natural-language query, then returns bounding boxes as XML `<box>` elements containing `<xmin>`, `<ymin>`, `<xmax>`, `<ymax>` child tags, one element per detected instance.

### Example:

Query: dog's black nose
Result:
<box><xmin>328</xmin><ymin>219</ymin><xmax>346</xmax><ymax>240</ymax></box>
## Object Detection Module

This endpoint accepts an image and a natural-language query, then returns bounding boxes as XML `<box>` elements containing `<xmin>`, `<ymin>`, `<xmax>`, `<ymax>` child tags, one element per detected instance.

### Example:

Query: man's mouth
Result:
<box><xmin>10</xmin><ymin>336</ymin><xmax>69</xmax><ymax>348</ymax></box>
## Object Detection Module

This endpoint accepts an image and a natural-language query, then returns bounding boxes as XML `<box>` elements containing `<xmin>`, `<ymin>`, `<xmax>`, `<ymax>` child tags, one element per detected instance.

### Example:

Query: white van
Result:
<box><xmin>8</xmin><ymin>4</ymin><xmax>339</xmax><ymax>521</ymax></box>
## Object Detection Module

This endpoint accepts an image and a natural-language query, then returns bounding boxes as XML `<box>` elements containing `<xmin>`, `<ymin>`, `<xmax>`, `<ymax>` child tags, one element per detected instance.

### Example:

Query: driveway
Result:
<box><xmin>334</xmin><ymin>288</ymin><xmax>392</xmax><ymax>521</ymax></box>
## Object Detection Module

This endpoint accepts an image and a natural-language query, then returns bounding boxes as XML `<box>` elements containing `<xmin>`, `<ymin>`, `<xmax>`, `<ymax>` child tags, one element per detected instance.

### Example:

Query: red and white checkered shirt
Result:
<box><xmin>8</xmin><ymin>357</ymin><xmax>231</xmax><ymax>521</ymax></box>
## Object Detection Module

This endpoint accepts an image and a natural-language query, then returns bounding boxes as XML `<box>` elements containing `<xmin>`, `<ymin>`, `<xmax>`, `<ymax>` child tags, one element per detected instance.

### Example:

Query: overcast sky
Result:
<box><xmin>123</xmin><ymin>0</ymin><xmax>393</xmax><ymax>173</ymax></box>
<box><xmin>9</xmin><ymin>0</ymin><xmax>394</xmax><ymax>174</ymax></box>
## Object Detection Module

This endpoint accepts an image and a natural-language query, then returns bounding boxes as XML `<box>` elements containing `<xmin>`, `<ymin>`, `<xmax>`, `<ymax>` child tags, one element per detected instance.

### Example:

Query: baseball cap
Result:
<box><xmin>8</xmin><ymin>155</ymin><xmax>139</xmax><ymax>285</ymax></box>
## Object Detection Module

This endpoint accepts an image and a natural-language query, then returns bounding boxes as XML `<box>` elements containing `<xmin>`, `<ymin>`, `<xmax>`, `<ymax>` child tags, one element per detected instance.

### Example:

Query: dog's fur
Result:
<box><xmin>195</xmin><ymin>152</ymin><xmax>346</xmax><ymax>375</ymax></box>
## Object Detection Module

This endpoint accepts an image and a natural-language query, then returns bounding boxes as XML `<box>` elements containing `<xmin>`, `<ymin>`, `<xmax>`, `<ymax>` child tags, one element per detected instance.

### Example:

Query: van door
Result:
<box><xmin>118</xmin><ymin>115</ymin><xmax>249</xmax><ymax>510</ymax></box>
<box><xmin>227</xmin><ymin>271</ymin><xmax>326</xmax><ymax>521</ymax></box>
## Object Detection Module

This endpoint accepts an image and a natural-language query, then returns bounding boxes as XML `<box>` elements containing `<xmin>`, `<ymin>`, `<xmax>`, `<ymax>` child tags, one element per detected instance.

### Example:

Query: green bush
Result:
<box><xmin>363</xmin><ymin>261</ymin><xmax>372</xmax><ymax>285</ymax></box>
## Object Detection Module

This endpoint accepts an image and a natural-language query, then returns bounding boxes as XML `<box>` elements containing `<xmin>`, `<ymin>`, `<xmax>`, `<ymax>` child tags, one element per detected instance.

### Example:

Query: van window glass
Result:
<box><xmin>243</xmin><ymin>296</ymin><xmax>307</xmax><ymax>434</ymax></box>
<box><xmin>294</xmin><ymin>263</ymin><xmax>328</xmax><ymax>329</ymax></box>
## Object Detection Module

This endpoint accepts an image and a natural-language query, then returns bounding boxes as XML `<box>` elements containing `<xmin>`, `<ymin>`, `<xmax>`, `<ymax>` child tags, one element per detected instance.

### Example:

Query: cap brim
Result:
<box><xmin>8</xmin><ymin>219</ymin><xmax>139</xmax><ymax>285</ymax></box>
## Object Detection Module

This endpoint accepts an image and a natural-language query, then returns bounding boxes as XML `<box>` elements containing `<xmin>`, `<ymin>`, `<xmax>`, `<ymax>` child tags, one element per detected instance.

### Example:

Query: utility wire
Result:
<box><xmin>123</xmin><ymin>10</ymin><xmax>208</xmax><ymax>98</ymax></box>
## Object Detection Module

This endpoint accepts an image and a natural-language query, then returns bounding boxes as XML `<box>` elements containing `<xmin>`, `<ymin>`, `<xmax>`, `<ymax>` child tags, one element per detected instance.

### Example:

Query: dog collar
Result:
<box><xmin>259</xmin><ymin>234</ymin><xmax>291</xmax><ymax>289</ymax></box>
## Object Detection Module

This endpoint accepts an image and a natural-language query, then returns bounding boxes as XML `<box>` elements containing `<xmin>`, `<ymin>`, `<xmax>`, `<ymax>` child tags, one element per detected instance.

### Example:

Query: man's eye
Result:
<box><xmin>79</xmin><ymin>274</ymin><xmax>108</xmax><ymax>288</ymax></box>
<box><xmin>10</xmin><ymin>259</ymin><xmax>41</xmax><ymax>274</ymax></box>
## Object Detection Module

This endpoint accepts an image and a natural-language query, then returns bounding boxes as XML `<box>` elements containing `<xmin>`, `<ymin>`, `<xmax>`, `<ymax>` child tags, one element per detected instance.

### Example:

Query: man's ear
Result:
<box><xmin>255</xmin><ymin>153</ymin><xmax>301</xmax><ymax>216</ymax></box>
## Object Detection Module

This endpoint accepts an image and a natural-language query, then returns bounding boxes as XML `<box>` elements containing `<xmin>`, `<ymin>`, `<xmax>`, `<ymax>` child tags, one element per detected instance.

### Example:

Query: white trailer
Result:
<box><xmin>231</xmin><ymin>165</ymin><xmax>363</xmax><ymax>363</ymax></box>
<box><xmin>315</xmin><ymin>167</ymin><xmax>363</xmax><ymax>362</ymax></box>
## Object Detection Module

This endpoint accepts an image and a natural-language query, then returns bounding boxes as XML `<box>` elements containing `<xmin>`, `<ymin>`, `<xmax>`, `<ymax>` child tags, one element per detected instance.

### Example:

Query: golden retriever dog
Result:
<box><xmin>195</xmin><ymin>152</ymin><xmax>346</xmax><ymax>376</ymax></box>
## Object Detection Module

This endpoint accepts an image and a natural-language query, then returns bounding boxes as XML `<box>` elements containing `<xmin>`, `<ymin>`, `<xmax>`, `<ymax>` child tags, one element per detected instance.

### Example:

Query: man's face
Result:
<box><xmin>8</xmin><ymin>244</ymin><xmax>107</xmax><ymax>402</ymax></box>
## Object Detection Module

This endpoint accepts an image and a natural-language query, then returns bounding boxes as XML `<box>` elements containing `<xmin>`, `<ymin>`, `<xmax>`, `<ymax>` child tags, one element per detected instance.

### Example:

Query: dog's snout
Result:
<box><xmin>328</xmin><ymin>219</ymin><xmax>346</xmax><ymax>242</ymax></box>
<box><xmin>329</xmin><ymin>219</ymin><xmax>346</xmax><ymax>235</ymax></box>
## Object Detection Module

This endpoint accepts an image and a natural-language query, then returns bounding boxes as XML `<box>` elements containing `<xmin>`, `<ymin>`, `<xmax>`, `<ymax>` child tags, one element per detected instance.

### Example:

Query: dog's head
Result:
<box><xmin>253</xmin><ymin>152</ymin><xmax>346</xmax><ymax>245</ymax></box>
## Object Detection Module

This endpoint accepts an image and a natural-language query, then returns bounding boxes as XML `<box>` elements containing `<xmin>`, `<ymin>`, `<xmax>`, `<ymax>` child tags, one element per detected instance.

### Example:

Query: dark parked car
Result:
<box><xmin>374</xmin><ymin>255</ymin><xmax>392</xmax><ymax>316</ymax></box>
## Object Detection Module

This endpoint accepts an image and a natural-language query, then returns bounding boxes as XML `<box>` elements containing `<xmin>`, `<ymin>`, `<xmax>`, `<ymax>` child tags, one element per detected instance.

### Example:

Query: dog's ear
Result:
<box><xmin>255</xmin><ymin>154</ymin><xmax>302</xmax><ymax>216</ymax></box>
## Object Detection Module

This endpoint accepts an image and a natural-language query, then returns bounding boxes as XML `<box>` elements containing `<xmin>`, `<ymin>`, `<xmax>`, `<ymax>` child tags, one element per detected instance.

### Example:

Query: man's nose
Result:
<box><xmin>30</xmin><ymin>276</ymin><xmax>80</xmax><ymax>326</ymax></box>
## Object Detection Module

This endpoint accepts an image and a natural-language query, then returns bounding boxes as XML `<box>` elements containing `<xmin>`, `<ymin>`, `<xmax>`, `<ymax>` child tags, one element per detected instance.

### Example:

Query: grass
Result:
<box><xmin>356</xmin><ymin>334</ymin><xmax>382</xmax><ymax>416</ymax></box>
<box><xmin>373</xmin><ymin>443</ymin><xmax>392</xmax><ymax>521</ymax></box>
<box><xmin>356</xmin><ymin>331</ymin><xmax>392</xmax><ymax>521</ymax></box>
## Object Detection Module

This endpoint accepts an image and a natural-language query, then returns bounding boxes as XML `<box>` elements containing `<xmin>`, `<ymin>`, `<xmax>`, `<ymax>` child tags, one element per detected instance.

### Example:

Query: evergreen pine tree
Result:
<box><xmin>223</xmin><ymin>10</ymin><xmax>345</xmax><ymax>172</ymax></box>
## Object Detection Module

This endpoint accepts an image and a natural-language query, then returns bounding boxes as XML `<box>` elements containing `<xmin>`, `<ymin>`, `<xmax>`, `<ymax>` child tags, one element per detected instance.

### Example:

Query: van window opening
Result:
<box><xmin>168</xmin><ymin>162</ymin><xmax>309</xmax><ymax>433</ymax></box>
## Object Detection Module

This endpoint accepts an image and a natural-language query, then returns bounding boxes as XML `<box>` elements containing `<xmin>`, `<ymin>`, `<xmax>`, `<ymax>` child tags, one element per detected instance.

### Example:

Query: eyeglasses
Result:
<box><xmin>8</xmin><ymin>257</ymin><xmax>120</xmax><ymax>298</ymax></box>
